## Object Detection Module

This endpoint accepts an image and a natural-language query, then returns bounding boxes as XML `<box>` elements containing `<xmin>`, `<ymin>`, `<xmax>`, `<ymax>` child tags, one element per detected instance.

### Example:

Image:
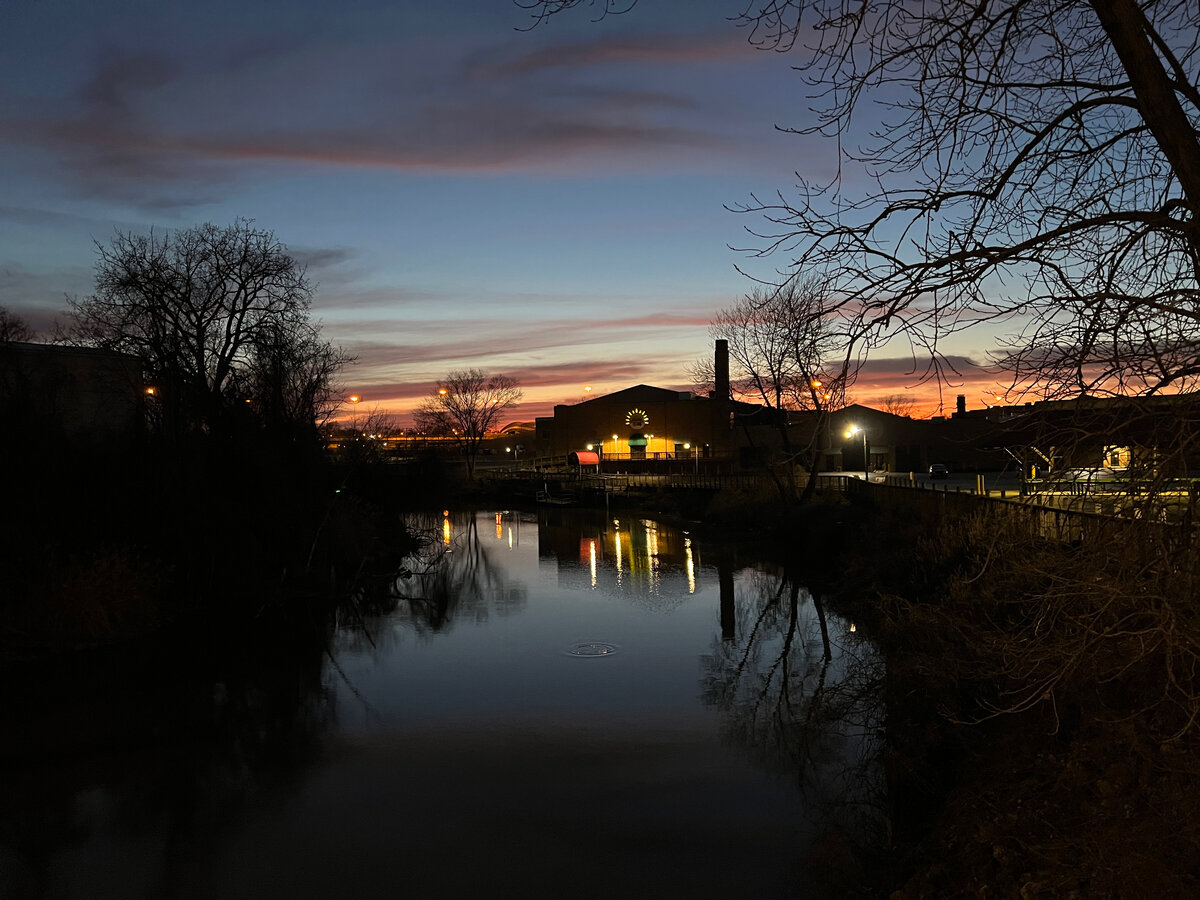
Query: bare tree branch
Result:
<box><xmin>413</xmin><ymin>369</ymin><xmax>522</xmax><ymax>477</ymax></box>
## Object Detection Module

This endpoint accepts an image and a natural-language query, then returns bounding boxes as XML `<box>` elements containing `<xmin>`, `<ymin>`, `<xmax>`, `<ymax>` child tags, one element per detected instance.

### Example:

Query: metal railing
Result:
<box><xmin>846</xmin><ymin>477</ymin><xmax>1186</xmax><ymax>544</ymax></box>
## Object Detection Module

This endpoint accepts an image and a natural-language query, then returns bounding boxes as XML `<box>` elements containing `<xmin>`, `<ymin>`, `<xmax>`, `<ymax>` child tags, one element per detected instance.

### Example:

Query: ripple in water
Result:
<box><xmin>566</xmin><ymin>641</ymin><xmax>619</xmax><ymax>658</ymax></box>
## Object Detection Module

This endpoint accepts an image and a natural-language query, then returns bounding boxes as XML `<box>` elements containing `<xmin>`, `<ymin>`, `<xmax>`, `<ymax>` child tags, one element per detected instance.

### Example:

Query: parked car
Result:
<box><xmin>929</xmin><ymin>463</ymin><xmax>949</xmax><ymax>478</ymax></box>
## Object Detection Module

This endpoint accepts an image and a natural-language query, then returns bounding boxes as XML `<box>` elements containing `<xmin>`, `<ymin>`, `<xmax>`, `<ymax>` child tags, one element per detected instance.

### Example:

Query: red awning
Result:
<box><xmin>568</xmin><ymin>451</ymin><xmax>600</xmax><ymax>466</ymax></box>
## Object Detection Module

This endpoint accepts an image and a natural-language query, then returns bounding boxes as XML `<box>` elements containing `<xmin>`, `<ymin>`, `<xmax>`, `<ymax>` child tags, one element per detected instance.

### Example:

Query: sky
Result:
<box><xmin>0</xmin><ymin>0</ymin><xmax>1002</xmax><ymax>424</ymax></box>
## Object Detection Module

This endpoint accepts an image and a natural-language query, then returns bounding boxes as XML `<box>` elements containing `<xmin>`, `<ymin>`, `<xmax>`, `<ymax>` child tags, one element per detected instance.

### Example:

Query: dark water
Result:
<box><xmin>2</xmin><ymin>509</ymin><xmax>886</xmax><ymax>898</ymax></box>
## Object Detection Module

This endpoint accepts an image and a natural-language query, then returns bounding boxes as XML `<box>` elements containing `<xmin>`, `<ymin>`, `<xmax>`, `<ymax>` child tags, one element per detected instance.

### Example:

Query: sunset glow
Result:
<box><xmin>1</xmin><ymin>0</ymin><xmax>1001</xmax><ymax>426</ymax></box>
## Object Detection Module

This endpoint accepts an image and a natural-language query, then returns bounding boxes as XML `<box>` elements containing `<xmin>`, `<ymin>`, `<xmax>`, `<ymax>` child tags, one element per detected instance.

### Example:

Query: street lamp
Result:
<box><xmin>845</xmin><ymin>424</ymin><xmax>868</xmax><ymax>481</ymax></box>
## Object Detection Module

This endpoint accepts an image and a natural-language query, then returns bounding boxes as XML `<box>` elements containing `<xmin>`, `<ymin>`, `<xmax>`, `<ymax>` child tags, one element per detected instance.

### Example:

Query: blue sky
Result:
<box><xmin>0</xmin><ymin>0</ymin><xmax>994</xmax><ymax>422</ymax></box>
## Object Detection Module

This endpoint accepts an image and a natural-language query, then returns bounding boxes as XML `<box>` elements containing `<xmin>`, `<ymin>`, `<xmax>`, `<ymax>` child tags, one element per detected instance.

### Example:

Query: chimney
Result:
<box><xmin>714</xmin><ymin>339</ymin><xmax>730</xmax><ymax>401</ymax></box>
<box><xmin>956</xmin><ymin>394</ymin><xmax>966</xmax><ymax>415</ymax></box>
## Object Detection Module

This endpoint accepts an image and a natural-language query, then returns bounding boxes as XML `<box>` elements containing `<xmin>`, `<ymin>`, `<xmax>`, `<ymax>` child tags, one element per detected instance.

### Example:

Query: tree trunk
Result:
<box><xmin>1090</xmin><ymin>0</ymin><xmax>1200</xmax><ymax>226</ymax></box>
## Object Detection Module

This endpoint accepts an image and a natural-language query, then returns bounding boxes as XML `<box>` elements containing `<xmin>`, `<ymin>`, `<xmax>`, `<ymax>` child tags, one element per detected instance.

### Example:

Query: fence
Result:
<box><xmin>845</xmin><ymin>477</ymin><xmax>1183</xmax><ymax>546</ymax></box>
<box><xmin>492</xmin><ymin>464</ymin><xmax>1180</xmax><ymax>545</ymax></box>
<box><xmin>570</xmin><ymin>471</ymin><xmax>858</xmax><ymax>494</ymax></box>
<box><xmin>576</xmin><ymin>472</ymin><xmax>776</xmax><ymax>493</ymax></box>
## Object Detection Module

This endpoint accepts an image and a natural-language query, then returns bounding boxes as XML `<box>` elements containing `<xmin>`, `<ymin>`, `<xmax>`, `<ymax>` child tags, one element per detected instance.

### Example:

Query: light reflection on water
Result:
<box><xmin>1</xmin><ymin>508</ymin><xmax>886</xmax><ymax>898</ymax></box>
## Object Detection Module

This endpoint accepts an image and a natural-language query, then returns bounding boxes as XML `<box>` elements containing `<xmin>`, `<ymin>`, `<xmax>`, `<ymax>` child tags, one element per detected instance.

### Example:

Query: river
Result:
<box><xmin>2</xmin><ymin>508</ymin><xmax>886</xmax><ymax>898</ymax></box>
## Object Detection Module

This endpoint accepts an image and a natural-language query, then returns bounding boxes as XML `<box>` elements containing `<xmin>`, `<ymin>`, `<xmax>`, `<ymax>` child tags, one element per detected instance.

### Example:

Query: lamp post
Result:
<box><xmin>845</xmin><ymin>424</ymin><xmax>868</xmax><ymax>481</ymax></box>
<box><xmin>684</xmin><ymin>442</ymin><xmax>698</xmax><ymax>475</ymax></box>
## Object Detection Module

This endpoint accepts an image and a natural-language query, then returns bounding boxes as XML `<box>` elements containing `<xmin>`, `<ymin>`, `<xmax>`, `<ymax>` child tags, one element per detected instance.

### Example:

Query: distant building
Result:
<box><xmin>535</xmin><ymin>341</ymin><xmax>781</xmax><ymax>469</ymax></box>
<box><xmin>0</xmin><ymin>341</ymin><xmax>144</xmax><ymax>451</ymax></box>
<box><xmin>536</xmin><ymin>383</ymin><xmax>741</xmax><ymax>464</ymax></box>
<box><xmin>534</xmin><ymin>338</ymin><xmax>1200</xmax><ymax>477</ymax></box>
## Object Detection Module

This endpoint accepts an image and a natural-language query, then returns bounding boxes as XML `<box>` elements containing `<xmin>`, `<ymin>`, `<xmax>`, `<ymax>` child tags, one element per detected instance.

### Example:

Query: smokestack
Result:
<box><xmin>714</xmin><ymin>339</ymin><xmax>730</xmax><ymax>401</ymax></box>
<box><xmin>956</xmin><ymin>394</ymin><xmax>966</xmax><ymax>415</ymax></box>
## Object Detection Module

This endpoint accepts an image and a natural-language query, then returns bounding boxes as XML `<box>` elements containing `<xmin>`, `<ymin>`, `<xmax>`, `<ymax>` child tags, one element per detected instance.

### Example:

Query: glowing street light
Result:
<box><xmin>845</xmin><ymin>424</ymin><xmax>868</xmax><ymax>481</ymax></box>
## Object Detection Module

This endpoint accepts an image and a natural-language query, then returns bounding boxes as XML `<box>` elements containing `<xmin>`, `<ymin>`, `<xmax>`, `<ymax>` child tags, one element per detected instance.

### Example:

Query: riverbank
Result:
<box><xmin>0</xmin><ymin>451</ymin><xmax>424</xmax><ymax>662</ymax></box>
<box><xmin>836</xmin><ymin>496</ymin><xmax>1200</xmax><ymax>898</ymax></box>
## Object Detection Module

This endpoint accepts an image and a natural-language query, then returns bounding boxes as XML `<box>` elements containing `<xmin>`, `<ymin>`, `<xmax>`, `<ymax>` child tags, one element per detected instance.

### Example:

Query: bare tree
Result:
<box><xmin>412</xmin><ymin>369</ymin><xmax>522</xmax><ymax>477</ymax></box>
<box><xmin>517</xmin><ymin>0</ymin><xmax>1200</xmax><ymax>419</ymax></box>
<box><xmin>328</xmin><ymin>405</ymin><xmax>398</xmax><ymax>466</ymax></box>
<box><xmin>879</xmin><ymin>394</ymin><xmax>916</xmax><ymax>419</ymax></box>
<box><xmin>710</xmin><ymin>276</ymin><xmax>861</xmax><ymax>501</ymax></box>
<box><xmin>61</xmin><ymin>219</ymin><xmax>346</xmax><ymax>441</ymax></box>
<box><xmin>725</xmin><ymin>1</ymin><xmax>1200</xmax><ymax>401</ymax></box>
<box><xmin>0</xmin><ymin>306</ymin><xmax>33</xmax><ymax>343</ymax></box>
<box><xmin>244</xmin><ymin>320</ymin><xmax>354</xmax><ymax>442</ymax></box>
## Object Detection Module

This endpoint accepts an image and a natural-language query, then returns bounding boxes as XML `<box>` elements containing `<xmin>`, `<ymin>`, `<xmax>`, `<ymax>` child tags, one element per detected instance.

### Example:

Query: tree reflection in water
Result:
<box><xmin>701</xmin><ymin>565</ymin><xmax>888</xmax><ymax>884</ymax></box>
<box><xmin>337</xmin><ymin>510</ymin><xmax>527</xmax><ymax>648</ymax></box>
<box><xmin>1</xmin><ymin>511</ymin><xmax>889</xmax><ymax>897</ymax></box>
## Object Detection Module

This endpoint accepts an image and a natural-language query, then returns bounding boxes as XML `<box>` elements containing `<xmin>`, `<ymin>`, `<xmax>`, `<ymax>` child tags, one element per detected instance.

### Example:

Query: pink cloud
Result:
<box><xmin>468</xmin><ymin>30</ymin><xmax>753</xmax><ymax>79</ymax></box>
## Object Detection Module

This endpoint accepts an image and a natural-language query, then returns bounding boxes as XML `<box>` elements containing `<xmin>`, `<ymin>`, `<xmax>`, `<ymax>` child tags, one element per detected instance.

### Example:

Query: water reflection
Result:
<box><xmin>1</xmin><ymin>635</ymin><xmax>334</xmax><ymax>898</ymax></box>
<box><xmin>1</xmin><ymin>509</ymin><xmax>885</xmax><ymax>898</ymax></box>
<box><xmin>348</xmin><ymin>509</ymin><xmax>528</xmax><ymax>637</ymax></box>
<box><xmin>701</xmin><ymin>567</ymin><xmax>888</xmax><ymax>886</ymax></box>
<box><xmin>536</xmin><ymin>510</ymin><xmax>700</xmax><ymax>611</ymax></box>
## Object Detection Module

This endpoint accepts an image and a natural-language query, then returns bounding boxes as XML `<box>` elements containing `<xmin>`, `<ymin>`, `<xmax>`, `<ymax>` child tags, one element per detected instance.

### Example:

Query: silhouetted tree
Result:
<box><xmin>518</xmin><ymin>0</ymin><xmax>1200</xmax><ymax>434</ymax></box>
<box><xmin>879</xmin><ymin>395</ymin><xmax>916</xmax><ymax>419</ymax></box>
<box><xmin>0</xmin><ymin>306</ymin><xmax>32</xmax><ymax>342</ymax></box>
<box><xmin>62</xmin><ymin>219</ymin><xmax>346</xmax><ymax>443</ymax></box>
<box><xmin>244</xmin><ymin>320</ymin><xmax>353</xmax><ymax>443</ymax></box>
<box><xmin>413</xmin><ymin>369</ymin><xmax>522</xmax><ymax>477</ymax></box>
<box><xmin>708</xmin><ymin>277</ymin><xmax>860</xmax><ymax>501</ymax></box>
<box><xmin>328</xmin><ymin>405</ymin><xmax>397</xmax><ymax>466</ymax></box>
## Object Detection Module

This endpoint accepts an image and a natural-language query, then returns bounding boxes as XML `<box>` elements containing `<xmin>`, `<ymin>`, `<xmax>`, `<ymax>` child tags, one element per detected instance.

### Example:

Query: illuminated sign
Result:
<box><xmin>625</xmin><ymin>408</ymin><xmax>649</xmax><ymax>428</ymax></box>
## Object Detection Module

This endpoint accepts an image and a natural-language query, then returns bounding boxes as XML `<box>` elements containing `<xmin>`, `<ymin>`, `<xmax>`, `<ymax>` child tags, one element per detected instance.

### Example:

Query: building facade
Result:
<box><xmin>0</xmin><ymin>341</ymin><xmax>144</xmax><ymax>451</ymax></box>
